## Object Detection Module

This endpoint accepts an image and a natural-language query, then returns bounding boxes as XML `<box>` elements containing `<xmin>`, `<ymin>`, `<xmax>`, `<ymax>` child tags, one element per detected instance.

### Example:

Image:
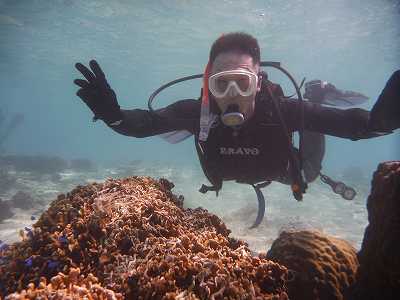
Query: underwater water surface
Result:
<box><xmin>0</xmin><ymin>0</ymin><xmax>399</xmax><ymax>251</ymax></box>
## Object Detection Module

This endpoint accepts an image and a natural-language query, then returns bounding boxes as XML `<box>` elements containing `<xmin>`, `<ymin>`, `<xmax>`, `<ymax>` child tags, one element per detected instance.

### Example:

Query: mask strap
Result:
<box><xmin>199</xmin><ymin>61</ymin><xmax>212</xmax><ymax>141</ymax></box>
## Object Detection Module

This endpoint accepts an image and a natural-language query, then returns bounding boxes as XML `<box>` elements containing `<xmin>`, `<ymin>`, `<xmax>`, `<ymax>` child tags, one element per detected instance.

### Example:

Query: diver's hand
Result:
<box><xmin>304</xmin><ymin>80</ymin><xmax>337</xmax><ymax>103</ymax></box>
<box><xmin>74</xmin><ymin>60</ymin><xmax>123</xmax><ymax>126</ymax></box>
<box><xmin>369</xmin><ymin>70</ymin><xmax>400</xmax><ymax>131</ymax></box>
<box><xmin>304</xmin><ymin>80</ymin><xmax>369</xmax><ymax>106</ymax></box>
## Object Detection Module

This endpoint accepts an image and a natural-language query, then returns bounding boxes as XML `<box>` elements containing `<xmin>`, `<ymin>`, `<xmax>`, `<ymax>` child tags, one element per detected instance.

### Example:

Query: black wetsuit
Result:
<box><xmin>110</xmin><ymin>79</ymin><xmax>372</xmax><ymax>189</ymax></box>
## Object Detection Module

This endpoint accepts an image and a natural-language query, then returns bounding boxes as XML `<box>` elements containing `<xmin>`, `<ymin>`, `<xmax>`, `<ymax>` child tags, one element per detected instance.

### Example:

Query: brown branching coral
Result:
<box><xmin>0</xmin><ymin>176</ymin><xmax>288</xmax><ymax>299</ymax></box>
<box><xmin>266</xmin><ymin>230</ymin><xmax>359</xmax><ymax>300</ymax></box>
<box><xmin>353</xmin><ymin>161</ymin><xmax>400</xmax><ymax>300</ymax></box>
<box><xmin>5</xmin><ymin>267</ymin><xmax>123</xmax><ymax>300</ymax></box>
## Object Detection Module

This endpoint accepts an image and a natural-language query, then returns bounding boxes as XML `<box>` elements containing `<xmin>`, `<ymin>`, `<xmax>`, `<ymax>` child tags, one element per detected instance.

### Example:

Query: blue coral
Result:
<box><xmin>58</xmin><ymin>235</ymin><xmax>68</xmax><ymax>245</ymax></box>
<box><xmin>47</xmin><ymin>260</ymin><xmax>60</xmax><ymax>269</ymax></box>
<box><xmin>0</xmin><ymin>240</ymin><xmax>8</xmax><ymax>251</ymax></box>
<box><xmin>24</xmin><ymin>227</ymin><xmax>34</xmax><ymax>239</ymax></box>
<box><xmin>24</xmin><ymin>257</ymin><xmax>33</xmax><ymax>268</ymax></box>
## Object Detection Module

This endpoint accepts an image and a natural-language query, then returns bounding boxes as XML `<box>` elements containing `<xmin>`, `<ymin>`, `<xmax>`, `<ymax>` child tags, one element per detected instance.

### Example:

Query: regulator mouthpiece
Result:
<box><xmin>221</xmin><ymin>104</ymin><xmax>245</xmax><ymax>127</ymax></box>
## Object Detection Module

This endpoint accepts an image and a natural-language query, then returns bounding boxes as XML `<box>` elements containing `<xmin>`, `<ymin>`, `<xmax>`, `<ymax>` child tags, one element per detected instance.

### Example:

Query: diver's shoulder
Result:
<box><xmin>173</xmin><ymin>98</ymin><xmax>201</xmax><ymax>110</ymax></box>
<box><xmin>171</xmin><ymin>98</ymin><xmax>201</xmax><ymax>118</ymax></box>
<box><xmin>261</xmin><ymin>78</ymin><xmax>284</xmax><ymax>97</ymax></box>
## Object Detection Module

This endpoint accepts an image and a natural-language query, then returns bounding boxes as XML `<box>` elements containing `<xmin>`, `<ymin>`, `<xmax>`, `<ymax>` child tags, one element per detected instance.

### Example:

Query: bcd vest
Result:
<box><xmin>195</xmin><ymin>80</ymin><xmax>293</xmax><ymax>190</ymax></box>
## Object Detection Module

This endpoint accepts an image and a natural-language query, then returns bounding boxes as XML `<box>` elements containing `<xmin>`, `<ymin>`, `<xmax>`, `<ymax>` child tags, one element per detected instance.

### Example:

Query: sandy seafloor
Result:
<box><xmin>0</xmin><ymin>160</ymin><xmax>371</xmax><ymax>253</ymax></box>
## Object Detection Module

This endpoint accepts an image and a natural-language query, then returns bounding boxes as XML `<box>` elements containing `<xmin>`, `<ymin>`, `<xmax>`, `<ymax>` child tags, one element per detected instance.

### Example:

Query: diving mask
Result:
<box><xmin>208</xmin><ymin>69</ymin><xmax>258</xmax><ymax>98</ymax></box>
<box><xmin>208</xmin><ymin>69</ymin><xmax>258</xmax><ymax>127</ymax></box>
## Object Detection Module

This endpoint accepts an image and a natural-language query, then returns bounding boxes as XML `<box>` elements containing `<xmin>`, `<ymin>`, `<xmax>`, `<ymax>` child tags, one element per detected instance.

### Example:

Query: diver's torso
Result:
<box><xmin>197</xmin><ymin>96</ymin><xmax>291</xmax><ymax>185</ymax></box>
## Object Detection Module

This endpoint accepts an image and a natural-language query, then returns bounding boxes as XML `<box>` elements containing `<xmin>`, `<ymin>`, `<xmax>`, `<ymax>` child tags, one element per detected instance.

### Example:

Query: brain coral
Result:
<box><xmin>353</xmin><ymin>161</ymin><xmax>400</xmax><ymax>299</ymax></box>
<box><xmin>266</xmin><ymin>230</ymin><xmax>359</xmax><ymax>300</ymax></box>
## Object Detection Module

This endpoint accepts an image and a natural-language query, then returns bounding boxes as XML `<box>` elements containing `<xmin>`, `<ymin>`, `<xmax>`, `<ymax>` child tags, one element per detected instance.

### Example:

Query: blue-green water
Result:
<box><xmin>0</xmin><ymin>0</ymin><xmax>399</xmax><ymax>251</ymax></box>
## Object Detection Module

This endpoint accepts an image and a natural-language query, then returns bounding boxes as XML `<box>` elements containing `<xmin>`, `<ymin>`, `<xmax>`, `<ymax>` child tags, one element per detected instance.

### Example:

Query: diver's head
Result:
<box><xmin>208</xmin><ymin>32</ymin><xmax>262</xmax><ymax>127</ymax></box>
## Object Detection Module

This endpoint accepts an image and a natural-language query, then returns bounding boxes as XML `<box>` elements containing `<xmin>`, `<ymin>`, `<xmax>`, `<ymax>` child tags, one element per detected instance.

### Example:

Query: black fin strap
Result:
<box><xmin>199</xmin><ymin>184</ymin><xmax>220</xmax><ymax>197</ymax></box>
<box><xmin>249</xmin><ymin>181</ymin><xmax>271</xmax><ymax>229</ymax></box>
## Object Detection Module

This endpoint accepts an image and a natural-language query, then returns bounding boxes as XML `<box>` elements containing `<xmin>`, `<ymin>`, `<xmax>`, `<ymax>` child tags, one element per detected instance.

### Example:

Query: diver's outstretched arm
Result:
<box><xmin>369</xmin><ymin>70</ymin><xmax>400</xmax><ymax>132</ymax></box>
<box><xmin>74</xmin><ymin>60</ymin><xmax>199</xmax><ymax>138</ymax></box>
<box><xmin>280</xmin><ymin>98</ymin><xmax>371</xmax><ymax>140</ymax></box>
<box><xmin>115</xmin><ymin>100</ymin><xmax>199</xmax><ymax>138</ymax></box>
<box><xmin>281</xmin><ymin>71</ymin><xmax>399</xmax><ymax>140</ymax></box>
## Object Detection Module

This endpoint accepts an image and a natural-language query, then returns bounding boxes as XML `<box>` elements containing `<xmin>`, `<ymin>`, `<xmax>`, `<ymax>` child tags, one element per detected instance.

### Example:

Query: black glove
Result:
<box><xmin>304</xmin><ymin>80</ymin><xmax>337</xmax><ymax>103</ymax></box>
<box><xmin>369</xmin><ymin>70</ymin><xmax>400</xmax><ymax>131</ymax></box>
<box><xmin>304</xmin><ymin>80</ymin><xmax>369</xmax><ymax>107</ymax></box>
<box><xmin>74</xmin><ymin>60</ymin><xmax>123</xmax><ymax>126</ymax></box>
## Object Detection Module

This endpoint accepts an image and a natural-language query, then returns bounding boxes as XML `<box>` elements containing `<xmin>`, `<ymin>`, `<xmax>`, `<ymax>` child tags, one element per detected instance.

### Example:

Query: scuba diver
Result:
<box><xmin>73</xmin><ymin>32</ymin><xmax>400</xmax><ymax>228</ymax></box>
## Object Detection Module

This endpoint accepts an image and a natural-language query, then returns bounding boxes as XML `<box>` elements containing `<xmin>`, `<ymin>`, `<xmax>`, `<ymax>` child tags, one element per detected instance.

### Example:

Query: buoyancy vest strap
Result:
<box><xmin>264</xmin><ymin>82</ymin><xmax>307</xmax><ymax>201</ymax></box>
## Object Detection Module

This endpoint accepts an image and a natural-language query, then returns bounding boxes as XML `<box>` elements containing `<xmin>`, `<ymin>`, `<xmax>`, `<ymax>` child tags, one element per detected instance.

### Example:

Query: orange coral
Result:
<box><xmin>5</xmin><ymin>268</ymin><xmax>123</xmax><ymax>300</ymax></box>
<box><xmin>266</xmin><ymin>230</ymin><xmax>359</xmax><ymax>300</ymax></box>
<box><xmin>0</xmin><ymin>176</ymin><xmax>288</xmax><ymax>299</ymax></box>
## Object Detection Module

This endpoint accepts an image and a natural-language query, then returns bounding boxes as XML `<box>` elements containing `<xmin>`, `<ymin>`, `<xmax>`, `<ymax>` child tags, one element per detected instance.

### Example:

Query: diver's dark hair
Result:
<box><xmin>209</xmin><ymin>32</ymin><xmax>261</xmax><ymax>65</ymax></box>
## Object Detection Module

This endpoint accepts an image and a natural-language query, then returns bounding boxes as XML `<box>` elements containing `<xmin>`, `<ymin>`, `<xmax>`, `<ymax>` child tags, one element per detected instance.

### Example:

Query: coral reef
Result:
<box><xmin>1</xmin><ymin>155</ymin><xmax>96</xmax><ymax>178</ymax></box>
<box><xmin>3</xmin><ymin>161</ymin><xmax>398</xmax><ymax>299</ymax></box>
<box><xmin>0</xmin><ymin>108</ymin><xmax>24</xmax><ymax>153</ymax></box>
<box><xmin>69</xmin><ymin>158</ymin><xmax>97</xmax><ymax>172</ymax></box>
<box><xmin>0</xmin><ymin>176</ymin><xmax>289</xmax><ymax>299</ymax></box>
<box><xmin>353</xmin><ymin>161</ymin><xmax>400</xmax><ymax>299</ymax></box>
<box><xmin>5</xmin><ymin>267</ymin><xmax>123</xmax><ymax>300</ymax></box>
<box><xmin>1</xmin><ymin>155</ymin><xmax>69</xmax><ymax>175</ymax></box>
<box><xmin>265</xmin><ymin>161</ymin><xmax>400</xmax><ymax>300</ymax></box>
<box><xmin>266</xmin><ymin>230</ymin><xmax>359</xmax><ymax>300</ymax></box>
<box><xmin>10</xmin><ymin>191</ymin><xmax>35</xmax><ymax>210</ymax></box>
<box><xmin>0</xmin><ymin>198</ymin><xmax>14</xmax><ymax>222</ymax></box>
<box><xmin>0</xmin><ymin>167</ymin><xmax>16</xmax><ymax>194</ymax></box>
